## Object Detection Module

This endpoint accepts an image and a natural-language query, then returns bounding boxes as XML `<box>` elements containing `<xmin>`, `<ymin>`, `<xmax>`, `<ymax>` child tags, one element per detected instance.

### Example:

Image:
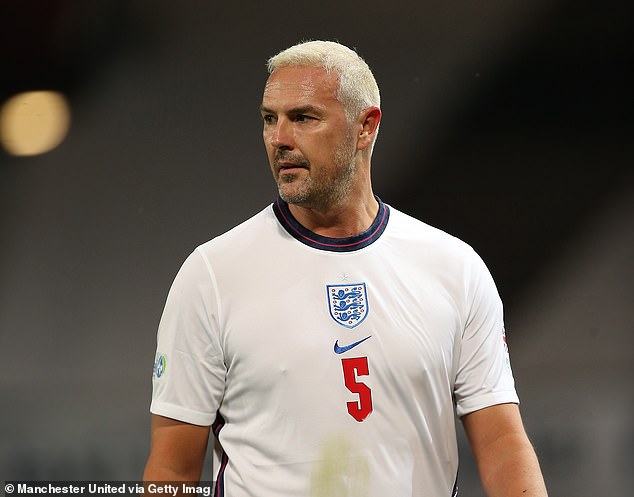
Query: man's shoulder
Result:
<box><xmin>197</xmin><ymin>203</ymin><xmax>278</xmax><ymax>254</ymax></box>
<box><xmin>387</xmin><ymin>204</ymin><xmax>473</xmax><ymax>253</ymax></box>
<box><xmin>385</xmin><ymin>204</ymin><xmax>490</xmax><ymax>281</ymax></box>
<box><xmin>169</xmin><ymin>205</ymin><xmax>277</xmax><ymax>286</ymax></box>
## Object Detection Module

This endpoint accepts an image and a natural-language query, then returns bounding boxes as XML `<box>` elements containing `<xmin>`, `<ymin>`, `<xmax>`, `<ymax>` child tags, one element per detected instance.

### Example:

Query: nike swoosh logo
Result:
<box><xmin>334</xmin><ymin>336</ymin><xmax>372</xmax><ymax>354</ymax></box>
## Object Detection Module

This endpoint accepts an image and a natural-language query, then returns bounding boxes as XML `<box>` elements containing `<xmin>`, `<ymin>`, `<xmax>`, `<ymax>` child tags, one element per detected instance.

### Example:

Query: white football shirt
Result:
<box><xmin>150</xmin><ymin>197</ymin><xmax>518</xmax><ymax>497</ymax></box>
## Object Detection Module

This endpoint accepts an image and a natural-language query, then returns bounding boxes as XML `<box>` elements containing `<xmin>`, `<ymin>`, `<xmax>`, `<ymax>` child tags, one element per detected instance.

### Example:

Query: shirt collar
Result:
<box><xmin>272</xmin><ymin>196</ymin><xmax>390</xmax><ymax>252</ymax></box>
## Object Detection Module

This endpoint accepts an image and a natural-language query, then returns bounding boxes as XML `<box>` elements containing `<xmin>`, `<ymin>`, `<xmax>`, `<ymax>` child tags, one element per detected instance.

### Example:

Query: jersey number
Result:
<box><xmin>341</xmin><ymin>357</ymin><xmax>373</xmax><ymax>422</ymax></box>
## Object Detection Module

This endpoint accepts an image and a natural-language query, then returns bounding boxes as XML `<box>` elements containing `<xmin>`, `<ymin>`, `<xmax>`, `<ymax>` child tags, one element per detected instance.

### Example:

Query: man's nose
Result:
<box><xmin>270</xmin><ymin>119</ymin><xmax>294</xmax><ymax>149</ymax></box>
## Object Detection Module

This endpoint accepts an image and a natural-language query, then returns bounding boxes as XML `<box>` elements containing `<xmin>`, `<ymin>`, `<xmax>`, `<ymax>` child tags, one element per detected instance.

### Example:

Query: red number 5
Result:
<box><xmin>341</xmin><ymin>357</ymin><xmax>373</xmax><ymax>422</ymax></box>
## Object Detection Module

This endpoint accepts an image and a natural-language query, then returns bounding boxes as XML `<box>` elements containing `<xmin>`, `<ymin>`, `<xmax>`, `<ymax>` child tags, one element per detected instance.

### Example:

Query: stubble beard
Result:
<box><xmin>276</xmin><ymin>134</ymin><xmax>357</xmax><ymax>212</ymax></box>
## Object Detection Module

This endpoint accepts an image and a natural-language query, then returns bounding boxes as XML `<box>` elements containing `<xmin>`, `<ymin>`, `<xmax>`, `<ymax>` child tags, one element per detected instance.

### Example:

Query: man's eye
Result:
<box><xmin>262</xmin><ymin>115</ymin><xmax>275</xmax><ymax>124</ymax></box>
<box><xmin>295</xmin><ymin>114</ymin><xmax>312</xmax><ymax>122</ymax></box>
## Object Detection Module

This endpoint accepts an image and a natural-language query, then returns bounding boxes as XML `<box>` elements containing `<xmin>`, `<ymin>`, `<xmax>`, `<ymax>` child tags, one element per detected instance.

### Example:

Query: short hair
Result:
<box><xmin>267</xmin><ymin>40</ymin><xmax>380</xmax><ymax>123</ymax></box>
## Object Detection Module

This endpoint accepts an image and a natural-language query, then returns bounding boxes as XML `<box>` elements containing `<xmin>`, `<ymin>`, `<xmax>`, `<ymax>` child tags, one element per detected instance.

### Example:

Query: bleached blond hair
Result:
<box><xmin>267</xmin><ymin>40</ymin><xmax>381</xmax><ymax>124</ymax></box>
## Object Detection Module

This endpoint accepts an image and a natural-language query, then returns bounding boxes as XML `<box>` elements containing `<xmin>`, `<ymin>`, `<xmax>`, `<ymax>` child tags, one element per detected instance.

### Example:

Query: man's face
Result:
<box><xmin>260</xmin><ymin>66</ymin><xmax>358</xmax><ymax>211</ymax></box>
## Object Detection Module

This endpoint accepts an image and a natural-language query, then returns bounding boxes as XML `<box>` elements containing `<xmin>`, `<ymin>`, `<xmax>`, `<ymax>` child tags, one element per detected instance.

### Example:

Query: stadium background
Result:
<box><xmin>0</xmin><ymin>1</ymin><xmax>632</xmax><ymax>495</ymax></box>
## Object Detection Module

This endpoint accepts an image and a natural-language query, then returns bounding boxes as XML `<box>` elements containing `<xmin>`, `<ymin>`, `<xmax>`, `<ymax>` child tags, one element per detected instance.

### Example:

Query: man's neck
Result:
<box><xmin>287</xmin><ymin>194</ymin><xmax>380</xmax><ymax>238</ymax></box>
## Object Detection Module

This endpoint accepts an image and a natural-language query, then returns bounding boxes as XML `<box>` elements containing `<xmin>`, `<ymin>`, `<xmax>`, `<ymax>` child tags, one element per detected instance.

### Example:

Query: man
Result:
<box><xmin>144</xmin><ymin>40</ymin><xmax>548</xmax><ymax>497</ymax></box>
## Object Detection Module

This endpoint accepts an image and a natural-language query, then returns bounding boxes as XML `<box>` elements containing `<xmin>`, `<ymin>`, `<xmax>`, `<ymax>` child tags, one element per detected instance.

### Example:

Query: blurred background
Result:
<box><xmin>0</xmin><ymin>0</ymin><xmax>632</xmax><ymax>495</ymax></box>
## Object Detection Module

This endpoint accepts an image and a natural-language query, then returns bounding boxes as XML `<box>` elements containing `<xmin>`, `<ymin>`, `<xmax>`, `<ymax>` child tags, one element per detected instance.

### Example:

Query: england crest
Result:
<box><xmin>326</xmin><ymin>283</ymin><xmax>369</xmax><ymax>328</ymax></box>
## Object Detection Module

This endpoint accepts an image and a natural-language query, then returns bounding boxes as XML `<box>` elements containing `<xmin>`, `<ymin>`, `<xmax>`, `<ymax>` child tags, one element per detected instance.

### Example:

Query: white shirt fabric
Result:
<box><xmin>150</xmin><ymin>197</ymin><xmax>519</xmax><ymax>497</ymax></box>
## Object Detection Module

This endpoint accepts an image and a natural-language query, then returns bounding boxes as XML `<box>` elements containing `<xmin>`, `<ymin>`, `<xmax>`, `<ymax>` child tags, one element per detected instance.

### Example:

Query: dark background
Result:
<box><xmin>1</xmin><ymin>1</ymin><xmax>632</xmax><ymax>495</ymax></box>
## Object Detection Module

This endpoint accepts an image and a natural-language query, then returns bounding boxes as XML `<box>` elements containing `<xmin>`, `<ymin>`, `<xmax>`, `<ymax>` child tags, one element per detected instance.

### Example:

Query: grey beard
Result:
<box><xmin>279</xmin><ymin>152</ymin><xmax>356</xmax><ymax>211</ymax></box>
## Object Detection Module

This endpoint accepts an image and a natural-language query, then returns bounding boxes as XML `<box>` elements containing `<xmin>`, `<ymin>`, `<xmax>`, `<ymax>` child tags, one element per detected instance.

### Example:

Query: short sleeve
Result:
<box><xmin>453</xmin><ymin>250</ymin><xmax>519</xmax><ymax>417</ymax></box>
<box><xmin>150</xmin><ymin>249</ymin><xmax>226</xmax><ymax>426</ymax></box>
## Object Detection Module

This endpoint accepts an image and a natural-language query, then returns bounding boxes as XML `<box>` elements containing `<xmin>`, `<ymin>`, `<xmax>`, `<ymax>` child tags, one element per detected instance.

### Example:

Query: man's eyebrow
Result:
<box><xmin>288</xmin><ymin>105</ymin><xmax>322</xmax><ymax>115</ymax></box>
<box><xmin>259</xmin><ymin>105</ymin><xmax>323</xmax><ymax>115</ymax></box>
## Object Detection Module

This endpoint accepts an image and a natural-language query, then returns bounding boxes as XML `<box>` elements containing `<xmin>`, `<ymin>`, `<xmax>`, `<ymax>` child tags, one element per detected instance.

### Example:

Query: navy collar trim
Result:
<box><xmin>273</xmin><ymin>196</ymin><xmax>390</xmax><ymax>252</ymax></box>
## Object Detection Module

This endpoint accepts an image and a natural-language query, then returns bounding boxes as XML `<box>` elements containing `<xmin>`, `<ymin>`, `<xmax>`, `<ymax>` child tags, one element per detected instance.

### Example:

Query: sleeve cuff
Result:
<box><xmin>150</xmin><ymin>400</ymin><xmax>215</xmax><ymax>427</ymax></box>
<box><xmin>455</xmin><ymin>391</ymin><xmax>520</xmax><ymax>418</ymax></box>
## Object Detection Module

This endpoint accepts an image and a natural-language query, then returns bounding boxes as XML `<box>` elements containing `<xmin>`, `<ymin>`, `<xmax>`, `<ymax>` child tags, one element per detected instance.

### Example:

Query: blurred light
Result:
<box><xmin>0</xmin><ymin>91</ymin><xmax>71</xmax><ymax>157</ymax></box>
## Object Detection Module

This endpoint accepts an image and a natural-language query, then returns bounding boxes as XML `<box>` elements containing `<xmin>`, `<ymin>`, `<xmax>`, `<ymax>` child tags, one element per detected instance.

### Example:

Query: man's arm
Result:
<box><xmin>143</xmin><ymin>414</ymin><xmax>211</xmax><ymax>482</ymax></box>
<box><xmin>462</xmin><ymin>403</ymin><xmax>548</xmax><ymax>497</ymax></box>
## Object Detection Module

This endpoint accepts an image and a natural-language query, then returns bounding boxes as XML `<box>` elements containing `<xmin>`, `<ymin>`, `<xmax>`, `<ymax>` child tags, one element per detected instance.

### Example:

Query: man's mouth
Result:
<box><xmin>275</xmin><ymin>156</ymin><xmax>310</xmax><ymax>174</ymax></box>
<box><xmin>278</xmin><ymin>162</ymin><xmax>308</xmax><ymax>173</ymax></box>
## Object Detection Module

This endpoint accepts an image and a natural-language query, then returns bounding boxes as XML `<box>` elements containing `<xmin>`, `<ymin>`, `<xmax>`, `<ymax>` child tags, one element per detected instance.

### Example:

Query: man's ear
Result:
<box><xmin>356</xmin><ymin>106</ymin><xmax>381</xmax><ymax>151</ymax></box>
